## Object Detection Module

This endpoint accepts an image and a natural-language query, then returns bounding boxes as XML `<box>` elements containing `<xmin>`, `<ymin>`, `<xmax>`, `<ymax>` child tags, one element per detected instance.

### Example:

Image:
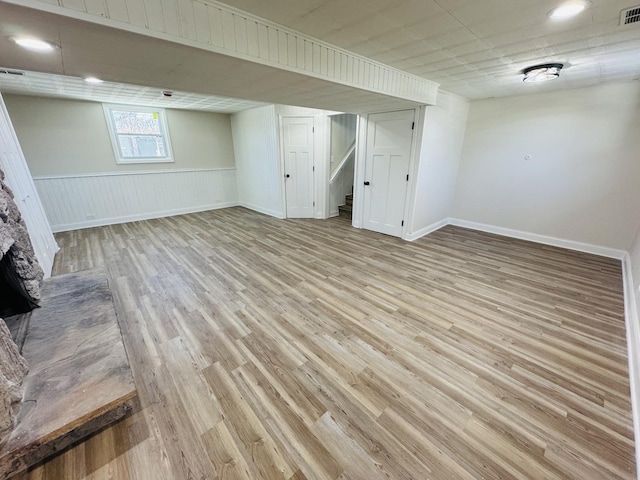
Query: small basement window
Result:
<box><xmin>104</xmin><ymin>104</ymin><xmax>173</xmax><ymax>164</ymax></box>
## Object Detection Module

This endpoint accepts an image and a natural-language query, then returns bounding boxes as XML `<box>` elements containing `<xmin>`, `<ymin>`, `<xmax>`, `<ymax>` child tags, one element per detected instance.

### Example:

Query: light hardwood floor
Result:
<box><xmin>16</xmin><ymin>207</ymin><xmax>635</xmax><ymax>479</ymax></box>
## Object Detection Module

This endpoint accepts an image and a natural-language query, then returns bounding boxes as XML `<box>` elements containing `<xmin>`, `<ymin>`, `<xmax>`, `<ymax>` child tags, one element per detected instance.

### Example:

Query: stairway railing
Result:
<box><xmin>329</xmin><ymin>141</ymin><xmax>356</xmax><ymax>184</ymax></box>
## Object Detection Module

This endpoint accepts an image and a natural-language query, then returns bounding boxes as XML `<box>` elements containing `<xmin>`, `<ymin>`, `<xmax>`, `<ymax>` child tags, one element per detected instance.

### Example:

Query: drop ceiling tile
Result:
<box><xmin>377</xmin><ymin>0</ymin><xmax>446</xmax><ymax>25</ymax></box>
<box><xmin>456</xmin><ymin>49</ymin><xmax>504</xmax><ymax>64</ymax></box>
<box><xmin>445</xmin><ymin>0</ymin><xmax>542</xmax><ymax>24</ymax></box>
<box><xmin>210</xmin><ymin>0</ymin><xmax>640</xmax><ymax>98</ymax></box>
<box><xmin>360</xmin><ymin>29</ymin><xmax>426</xmax><ymax>51</ymax></box>
<box><xmin>4</xmin><ymin>0</ymin><xmax>637</xmax><ymax>102</ymax></box>
<box><xmin>403</xmin><ymin>13</ymin><xmax>464</xmax><ymax>39</ymax></box>
<box><xmin>406</xmin><ymin>49</ymin><xmax>454</xmax><ymax>65</ymax></box>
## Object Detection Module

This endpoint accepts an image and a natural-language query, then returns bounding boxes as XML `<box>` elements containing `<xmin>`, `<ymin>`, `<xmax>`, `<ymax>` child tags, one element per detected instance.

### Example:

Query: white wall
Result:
<box><xmin>4</xmin><ymin>94</ymin><xmax>237</xmax><ymax>231</ymax></box>
<box><xmin>406</xmin><ymin>93</ymin><xmax>469</xmax><ymax>239</ymax></box>
<box><xmin>0</xmin><ymin>93</ymin><xmax>57</xmax><ymax>276</ymax></box>
<box><xmin>4</xmin><ymin>95</ymin><xmax>235</xmax><ymax>175</ymax></box>
<box><xmin>452</xmin><ymin>81</ymin><xmax>640</xmax><ymax>251</ymax></box>
<box><xmin>231</xmin><ymin>105</ymin><xmax>284</xmax><ymax>218</ymax></box>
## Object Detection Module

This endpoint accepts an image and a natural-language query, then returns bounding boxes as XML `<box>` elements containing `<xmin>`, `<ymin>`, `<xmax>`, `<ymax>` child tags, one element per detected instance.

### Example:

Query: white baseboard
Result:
<box><xmin>51</xmin><ymin>202</ymin><xmax>238</xmax><ymax>232</ymax></box>
<box><xmin>448</xmin><ymin>218</ymin><xmax>627</xmax><ymax>259</ymax></box>
<box><xmin>238</xmin><ymin>202</ymin><xmax>285</xmax><ymax>219</ymax></box>
<box><xmin>404</xmin><ymin>218</ymin><xmax>449</xmax><ymax>242</ymax></box>
<box><xmin>622</xmin><ymin>254</ymin><xmax>640</xmax><ymax>480</ymax></box>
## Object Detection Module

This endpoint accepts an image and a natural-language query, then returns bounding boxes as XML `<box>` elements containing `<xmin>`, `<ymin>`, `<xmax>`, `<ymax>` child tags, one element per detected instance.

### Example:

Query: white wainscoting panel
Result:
<box><xmin>0</xmin><ymin>93</ymin><xmax>58</xmax><ymax>277</ymax></box>
<box><xmin>33</xmin><ymin>168</ymin><xmax>238</xmax><ymax>232</ymax></box>
<box><xmin>231</xmin><ymin>105</ymin><xmax>285</xmax><ymax>219</ymax></box>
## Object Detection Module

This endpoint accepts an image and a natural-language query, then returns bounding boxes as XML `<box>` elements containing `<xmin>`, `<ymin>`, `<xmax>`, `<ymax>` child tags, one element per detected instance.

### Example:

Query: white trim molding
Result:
<box><xmin>622</xmin><ymin>253</ymin><xmax>640</xmax><ymax>480</ymax></box>
<box><xmin>404</xmin><ymin>218</ymin><xmax>448</xmax><ymax>242</ymax></box>
<box><xmin>238</xmin><ymin>202</ymin><xmax>285</xmax><ymax>219</ymax></box>
<box><xmin>103</xmin><ymin>103</ymin><xmax>174</xmax><ymax>164</ymax></box>
<box><xmin>405</xmin><ymin>217</ymin><xmax>628</xmax><ymax>259</ymax></box>
<box><xmin>32</xmin><ymin>167</ymin><xmax>236</xmax><ymax>180</ymax></box>
<box><xmin>448</xmin><ymin>218</ymin><xmax>627</xmax><ymax>259</ymax></box>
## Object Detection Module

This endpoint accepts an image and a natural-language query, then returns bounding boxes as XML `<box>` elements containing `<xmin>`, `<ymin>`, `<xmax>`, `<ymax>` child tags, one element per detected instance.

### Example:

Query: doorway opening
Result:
<box><xmin>329</xmin><ymin>113</ymin><xmax>357</xmax><ymax>221</ymax></box>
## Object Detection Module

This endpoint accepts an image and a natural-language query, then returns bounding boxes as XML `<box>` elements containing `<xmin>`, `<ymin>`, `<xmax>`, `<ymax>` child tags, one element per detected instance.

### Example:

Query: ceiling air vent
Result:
<box><xmin>0</xmin><ymin>69</ymin><xmax>25</xmax><ymax>77</ymax></box>
<box><xmin>621</xmin><ymin>6</ymin><xmax>640</xmax><ymax>25</ymax></box>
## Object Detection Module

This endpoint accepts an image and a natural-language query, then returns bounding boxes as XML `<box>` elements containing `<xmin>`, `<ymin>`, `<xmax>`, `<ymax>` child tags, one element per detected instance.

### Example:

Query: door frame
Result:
<box><xmin>352</xmin><ymin>107</ymin><xmax>425</xmax><ymax>239</ymax></box>
<box><xmin>280</xmin><ymin>115</ymin><xmax>315</xmax><ymax>219</ymax></box>
<box><xmin>278</xmin><ymin>112</ymin><xmax>331</xmax><ymax>219</ymax></box>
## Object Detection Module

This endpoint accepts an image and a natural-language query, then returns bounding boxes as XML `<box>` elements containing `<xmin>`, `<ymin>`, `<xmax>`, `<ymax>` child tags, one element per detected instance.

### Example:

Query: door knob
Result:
<box><xmin>285</xmin><ymin>174</ymin><xmax>290</xmax><ymax>178</ymax></box>
<box><xmin>364</xmin><ymin>181</ymin><xmax>370</xmax><ymax>185</ymax></box>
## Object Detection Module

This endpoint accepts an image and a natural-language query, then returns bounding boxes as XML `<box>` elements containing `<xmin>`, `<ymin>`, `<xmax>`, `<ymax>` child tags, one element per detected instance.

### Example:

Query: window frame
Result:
<box><xmin>103</xmin><ymin>104</ymin><xmax>174</xmax><ymax>164</ymax></box>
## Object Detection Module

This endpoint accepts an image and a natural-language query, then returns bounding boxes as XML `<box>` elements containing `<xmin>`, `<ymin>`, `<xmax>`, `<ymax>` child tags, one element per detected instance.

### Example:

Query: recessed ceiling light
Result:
<box><xmin>84</xmin><ymin>77</ymin><xmax>104</xmax><ymax>84</ymax></box>
<box><xmin>523</xmin><ymin>63</ymin><xmax>564</xmax><ymax>82</ymax></box>
<box><xmin>12</xmin><ymin>37</ymin><xmax>57</xmax><ymax>52</ymax></box>
<box><xmin>548</xmin><ymin>2</ymin><xmax>589</xmax><ymax>19</ymax></box>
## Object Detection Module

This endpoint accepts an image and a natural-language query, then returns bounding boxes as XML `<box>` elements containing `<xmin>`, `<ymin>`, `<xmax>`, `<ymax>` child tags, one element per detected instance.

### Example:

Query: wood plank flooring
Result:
<box><xmin>14</xmin><ymin>207</ymin><xmax>635</xmax><ymax>479</ymax></box>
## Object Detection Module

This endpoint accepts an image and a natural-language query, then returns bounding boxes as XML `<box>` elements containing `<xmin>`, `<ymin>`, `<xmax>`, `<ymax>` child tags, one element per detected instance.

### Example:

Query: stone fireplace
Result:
<box><xmin>0</xmin><ymin>169</ymin><xmax>44</xmax><ymax>318</ymax></box>
<box><xmin>0</xmin><ymin>95</ymin><xmax>136</xmax><ymax>478</ymax></box>
<box><xmin>0</xmin><ymin>167</ymin><xmax>43</xmax><ymax>445</ymax></box>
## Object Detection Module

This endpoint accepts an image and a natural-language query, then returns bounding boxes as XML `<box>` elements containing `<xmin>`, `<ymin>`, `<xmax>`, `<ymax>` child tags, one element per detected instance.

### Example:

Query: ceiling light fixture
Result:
<box><xmin>523</xmin><ymin>63</ymin><xmax>564</xmax><ymax>82</ymax></box>
<box><xmin>84</xmin><ymin>77</ymin><xmax>104</xmax><ymax>84</ymax></box>
<box><xmin>12</xmin><ymin>37</ymin><xmax>57</xmax><ymax>52</ymax></box>
<box><xmin>548</xmin><ymin>1</ymin><xmax>589</xmax><ymax>19</ymax></box>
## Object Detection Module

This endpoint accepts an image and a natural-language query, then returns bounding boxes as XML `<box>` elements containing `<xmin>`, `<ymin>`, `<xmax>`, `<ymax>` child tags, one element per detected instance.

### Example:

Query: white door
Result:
<box><xmin>362</xmin><ymin>110</ymin><xmax>415</xmax><ymax>237</ymax></box>
<box><xmin>283</xmin><ymin>117</ymin><xmax>314</xmax><ymax>218</ymax></box>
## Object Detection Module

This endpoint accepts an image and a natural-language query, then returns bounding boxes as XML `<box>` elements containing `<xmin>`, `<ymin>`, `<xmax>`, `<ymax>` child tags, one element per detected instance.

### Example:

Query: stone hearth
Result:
<box><xmin>0</xmin><ymin>268</ymin><xmax>137</xmax><ymax>478</ymax></box>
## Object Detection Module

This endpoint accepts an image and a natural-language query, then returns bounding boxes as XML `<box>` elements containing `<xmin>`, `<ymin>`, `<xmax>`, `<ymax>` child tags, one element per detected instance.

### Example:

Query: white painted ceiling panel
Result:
<box><xmin>0</xmin><ymin>2</ymin><xmax>426</xmax><ymax>113</ymax></box>
<box><xmin>0</xmin><ymin>0</ymin><xmax>638</xmax><ymax>103</ymax></box>
<box><xmin>216</xmin><ymin>0</ymin><xmax>640</xmax><ymax>98</ymax></box>
<box><xmin>0</xmin><ymin>69</ymin><xmax>267</xmax><ymax>112</ymax></box>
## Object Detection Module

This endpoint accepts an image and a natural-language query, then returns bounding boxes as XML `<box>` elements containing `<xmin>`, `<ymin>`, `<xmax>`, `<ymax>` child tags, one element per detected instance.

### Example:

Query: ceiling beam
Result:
<box><xmin>1</xmin><ymin>0</ymin><xmax>440</xmax><ymax>110</ymax></box>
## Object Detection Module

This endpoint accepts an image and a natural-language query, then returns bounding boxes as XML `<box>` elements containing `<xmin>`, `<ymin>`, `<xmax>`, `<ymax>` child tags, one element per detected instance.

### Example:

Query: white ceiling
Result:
<box><xmin>0</xmin><ymin>69</ymin><xmax>266</xmax><ymax>113</ymax></box>
<box><xmin>0</xmin><ymin>0</ymin><xmax>638</xmax><ymax>107</ymax></box>
<box><xmin>0</xmin><ymin>2</ymin><xmax>424</xmax><ymax>114</ymax></box>
<box><xmin>216</xmin><ymin>0</ymin><xmax>640</xmax><ymax>99</ymax></box>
